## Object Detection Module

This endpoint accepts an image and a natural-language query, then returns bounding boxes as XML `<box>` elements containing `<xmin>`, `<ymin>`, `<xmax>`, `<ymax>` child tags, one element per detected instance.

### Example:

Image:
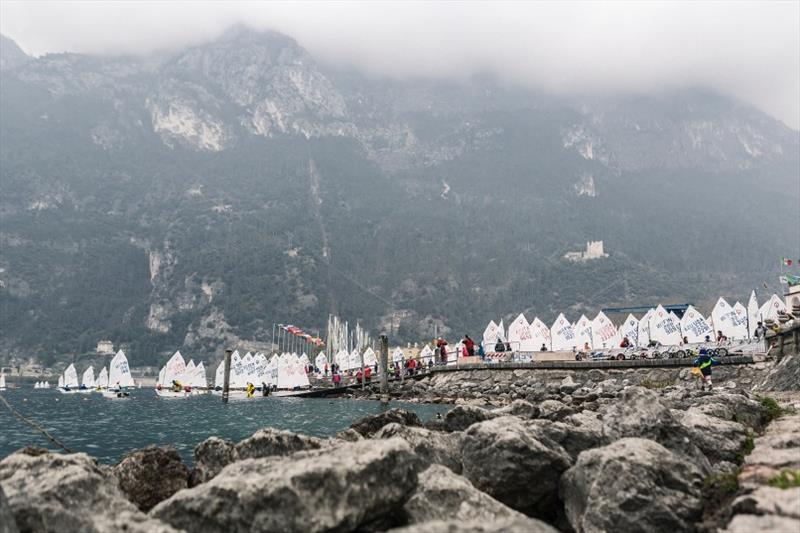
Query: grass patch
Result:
<box><xmin>760</xmin><ymin>396</ymin><xmax>784</xmax><ymax>421</ymax></box>
<box><xmin>640</xmin><ymin>379</ymin><xmax>673</xmax><ymax>389</ymax></box>
<box><xmin>704</xmin><ymin>472</ymin><xmax>740</xmax><ymax>494</ymax></box>
<box><xmin>767</xmin><ymin>470</ymin><xmax>800</xmax><ymax>489</ymax></box>
<box><xmin>736</xmin><ymin>432</ymin><xmax>755</xmax><ymax>463</ymax></box>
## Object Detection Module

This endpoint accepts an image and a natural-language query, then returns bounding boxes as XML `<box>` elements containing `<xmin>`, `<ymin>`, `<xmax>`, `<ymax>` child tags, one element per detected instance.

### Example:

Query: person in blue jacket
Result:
<box><xmin>693</xmin><ymin>349</ymin><xmax>720</xmax><ymax>391</ymax></box>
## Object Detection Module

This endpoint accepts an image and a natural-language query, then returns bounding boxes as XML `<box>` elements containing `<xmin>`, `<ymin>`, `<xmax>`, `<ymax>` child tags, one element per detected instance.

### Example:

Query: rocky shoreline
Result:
<box><xmin>1</xmin><ymin>383</ymin><xmax>798</xmax><ymax>533</ymax></box>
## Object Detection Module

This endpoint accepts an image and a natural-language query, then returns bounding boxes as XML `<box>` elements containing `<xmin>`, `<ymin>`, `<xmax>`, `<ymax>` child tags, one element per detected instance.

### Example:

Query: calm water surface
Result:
<box><xmin>0</xmin><ymin>388</ymin><xmax>450</xmax><ymax>464</ymax></box>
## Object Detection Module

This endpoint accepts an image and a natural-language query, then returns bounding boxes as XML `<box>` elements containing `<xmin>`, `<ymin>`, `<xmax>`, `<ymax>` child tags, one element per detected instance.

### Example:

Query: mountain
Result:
<box><xmin>0</xmin><ymin>27</ymin><xmax>798</xmax><ymax>366</ymax></box>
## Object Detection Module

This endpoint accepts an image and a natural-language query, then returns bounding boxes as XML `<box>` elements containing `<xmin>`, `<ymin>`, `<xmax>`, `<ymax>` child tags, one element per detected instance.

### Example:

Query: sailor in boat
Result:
<box><xmin>64</xmin><ymin>383</ymin><xmax>71</xmax><ymax>392</ymax></box>
<box><xmin>246</xmin><ymin>382</ymin><xmax>255</xmax><ymax>398</ymax></box>
<box><xmin>171</xmin><ymin>380</ymin><xmax>182</xmax><ymax>393</ymax></box>
<box><xmin>261</xmin><ymin>382</ymin><xmax>270</xmax><ymax>397</ymax></box>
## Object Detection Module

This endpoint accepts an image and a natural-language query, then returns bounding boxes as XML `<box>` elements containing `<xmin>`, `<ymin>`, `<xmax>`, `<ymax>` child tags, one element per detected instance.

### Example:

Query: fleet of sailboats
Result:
<box><xmin>488</xmin><ymin>291</ymin><xmax>787</xmax><ymax>352</ymax></box>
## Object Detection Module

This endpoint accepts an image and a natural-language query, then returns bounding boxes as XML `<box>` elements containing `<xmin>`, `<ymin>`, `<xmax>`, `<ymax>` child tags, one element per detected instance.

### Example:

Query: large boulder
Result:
<box><xmin>722</xmin><ymin>514</ymin><xmax>800</xmax><ymax>533</ymax></box>
<box><xmin>112</xmin><ymin>446</ymin><xmax>190</xmax><ymax>512</ymax></box>
<box><xmin>0</xmin><ymin>486</ymin><xmax>18</xmax><ymax>533</ymax></box>
<box><xmin>528</xmin><ymin>411</ymin><xmax>608</xmax><ymax>460</ymax></box>
<box><xmin>460</xmin><ymin>416</ymin><xmax>571</xmax><ymax>519</ymax></box>
<box><xmin>234</xmin><ymin>427</ymin><xmax>323</xmax><ymax>460</ymax></box>
<box><xmin>348</xmin><ymin>408</ymin><xmax>422</xmax><ymax>437</ymax></box>
<box><xmin>600</xmin><ymin>387</ymin><xmax>709</xmax><ymax>470</ymax></box>
<box><xmin>0</xmin><ymin>450</ymin><xmax>176</xmax><ymax>533</ymax></box>
<box><xmin>560</xmin><ymin>438</ymin><xmax>704</xmax><ymax>533</ymax></box>
<box><xmin>151</xmin><ymin>438</ymin><xmax>421</xmax><ymax>533</ymax></box>
<box><xmin>442</xmin><ymin>405</ymin><xmax>495</xmax><ymax>432</ymax></box>
<box><xmin>390</xmin><ymin>516</ymin><xmax>558</xmax><ymax>533</ymax></box>
<box><xmin>404</xmin><ymin>464</ymin><xmax>555</xmax><ymax>532</ymax></box>
<box><xmin>675</xmin><ymin>408</ymin><xmax>748</xmax><ymax>464</ymax></box>
<box><xmin>190</xmin><ymin>436</ymin><xmax>236</xmax><ymax>485</ymax></box>
<box><xmin>731</xmin><ymin>486</ymin><xmax>800</xmax><ymax>518</ymax></box>
<box><xmin>493</xmin><ymin>399</ymin><xmax>541</xmax><ymax>419</ymax></box>
<box><xmin>373</xmin><ymin>423</ymin><xmax>464</xmax><ymax>474</ymax></box>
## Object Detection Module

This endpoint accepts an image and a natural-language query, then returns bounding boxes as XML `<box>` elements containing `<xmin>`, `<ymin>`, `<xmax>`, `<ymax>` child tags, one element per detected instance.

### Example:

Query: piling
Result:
<box><xmin>379</xmin><ymin>334</ymin><xmax>389</xmax><ymax>394</ymax></box>
<box><xmin>222</xmin><ymin>348</ymin><xmax>233</xmax><ymax>404</ymax></box>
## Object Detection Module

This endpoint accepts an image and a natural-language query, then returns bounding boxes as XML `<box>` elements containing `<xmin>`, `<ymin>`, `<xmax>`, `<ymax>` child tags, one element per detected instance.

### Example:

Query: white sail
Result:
<box><xmin>507</xmin><ymin>314</ymin><xmax>535</xmax><ymax>352</ymax></box>
<box><xmin>730</xmin><ymin>302</ymin><xmax>750</xmax><ymax>339</ymax></box>
<box><xmin>363</xmin><ymin>347</ymin><xmax>377</xmax><ymax>367</ymax></box>
<box><xmin>681</xmin><ymin>305</ymin><xmax>714</xmax><ymax>343</ymax></box>
<box><xmin>161</xmin><ymin>350</ymin><xmax>187</xmax><ymax>388</ymax></box>
<box><xmin>392</xmin><ymin>347</ymin><xmax>405</xmax><ymax>363</ymax></box>
<box><xmin>590</xmin><ymin>311</ymin><xmax>619</xmax><ymax>349</ymax></box>
<box><xmin>497</xmin><ymin>319</ymin><xmax>506</xmax><ymax>342</ymax></box>
<box><xmin>44</xmin><ymin>381</ymin><xmax>50</xmax><ymax>388</ymax></box>
<box><xmin>315</xmin><ymin>352</ymin><xmax>328</xmax><ymax>371</ymax></box>
<box><xmin>747</xmin><ymin>290</ymin><xmax>760</xmax><ymax>337</ymax></box>
<box><xmin>81</xmin><ymin>366</ymin><xmax>95</xmax><ymax>388</ymax></box>
<box><xmin>63</xmin><ymin>364</ymin><xmax>79</xmax><ymax>388</ymax></box>
<box><xmin>638</xmin><ymin>309</ymin><xmax>655</xmax><ymax>345</ymax></box>
<box><xmin>650</xmin><ymin>305</ymin><xmax>682</xmax><ymax>346</ymax></box>
<box><xmin>298</xmin><ymin>353</ymin><xmax>311</xmax><ymax>367</ymax></box>
<box><xmin>290</xmin><ymin>353</ymin><xmax>310</xmax><ymax>388</ymax></box>
<box><xmin>277</xmin><ymin>353</ymin><xmax>293</xmax><ymax>389</ymax></box>
<box><xmin>157</xmin><ymin>366</ymin><xmax>167</xmax><ymax>387</ymax></box>
<box><xmin>335</xmin><ymin>349</ymin><xmax>349</xmax><ymax>370</ymax></box>
<box><xmin>550</xmin><ymin>314</ymin><xmax>576</xmax><ymax>351</ymax></box>
<box><xmin>481</xmin><ymin>320</ymin><xmax>502</xmax><ymax>351</ymax></box>
<box><xmin>418</xmin><ymin>345</ymin><xmax>433</xmax><ymax>361</ymax></box>
<box><xmin>710</xmin><ymin>297</ymin><xmax>747</xmax><ymax>339</ymax></box>
<box><xmin>348</xmin><ymin>349</ymin><xmax>360</xmax><ymax>371</ymax></box>
<box><xmin>759</xmin><ymin>294</ymin><xmax>786</xmax><ymax>322</ymax></box>
<box><xmin>0</xmin><ymin>374</ymin><xmax>5</xmax><ymax>389</ymax></box>
<box><xmin>58</xmin><ymin>375</ymin><xmax>64</xmax><ymax>388</ymax></box>
<box><xmin>108</xmin><ymin>350</ymin><xmax>135</xmax><ymax>389</ymax></box>
<box><xmin>574</xmin><ymin>315</ymin><xmax>593</xmax><ymax>349</ymax></box>
<box><xmin>34</xmin><ymin>381</ymin><xmax>40</xmax><ymax>389</ymax></box>
<box><xmin>529</xmin><ymin>317</ymin><xmax>552</xmax><ymax>350</ymax></box>
<box><xmin>96</xmin><ymin>367</ymin><xmax>109</xmax><ymax>389</ymax></box>
<box><xmin>192</xmin><ymin>362</ymin><xmax>207</xmax><ymax>388</ymax></box>
<box><xmin>183</xmin><ymin>360</ymin><xmax>197</xmax><ymax>384</ymax></box>
<box><xmin>266</xmin><ymin>355</ymin><xmax>278</xmax><ymax>387</ymax></box>
<box><xmin>617</xmin><ymin>314</ymin><xmax>639</xmax><ymax>347</ymax></box>
<box><xmin>214</xmin><ymin>361</ymin><xmax>224</xmax><ymax>388</ymax></box>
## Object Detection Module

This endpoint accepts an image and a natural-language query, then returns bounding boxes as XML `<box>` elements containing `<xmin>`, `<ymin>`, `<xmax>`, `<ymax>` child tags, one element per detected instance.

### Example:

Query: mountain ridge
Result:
<box><xmin>0</xmin><ymin>27</ymin><xmax>797</xmax><ymax>366</ymax></box>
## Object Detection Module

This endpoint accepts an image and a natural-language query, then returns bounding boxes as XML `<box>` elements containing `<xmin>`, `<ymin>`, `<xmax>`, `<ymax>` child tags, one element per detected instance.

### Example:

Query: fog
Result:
<box><xmin>1</xmin><ymin>1</ymin><xmax>798</xmax><ymax>129</ymax></box>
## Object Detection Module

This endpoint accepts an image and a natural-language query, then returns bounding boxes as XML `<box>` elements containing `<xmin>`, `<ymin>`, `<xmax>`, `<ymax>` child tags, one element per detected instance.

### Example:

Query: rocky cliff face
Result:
<box><xmin>0</xmin><ymin>27</ymin><xmax>797</xmax><ymax>364</ymax></box>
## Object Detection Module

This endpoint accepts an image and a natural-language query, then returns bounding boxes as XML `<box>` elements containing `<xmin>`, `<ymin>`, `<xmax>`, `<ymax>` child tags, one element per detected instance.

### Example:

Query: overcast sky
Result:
<box><xmin>2</xmin><ymin>1</ymin><xmax>798</xmax><ymax>129</ymax></box>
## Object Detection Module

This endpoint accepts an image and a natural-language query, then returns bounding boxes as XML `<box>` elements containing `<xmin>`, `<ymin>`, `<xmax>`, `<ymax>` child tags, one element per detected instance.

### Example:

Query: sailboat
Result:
<box><xmin>102</xmin><ymin>350</ymin><xmax>134</xmax><ymax>399</ymax></box>
<box><xmin>155</xmin><ymin>351</ymin><xmax>189</xmax><ymax>398</ymax></box>
<box><xmin>95</xmin><ymin>367</ymin><xmax>109</xmax><ymax>391</ymax></box>
<box><xmin>43</xmin><ymin>381</ymin><xmax>50</xmax><ymax>388</ymax></box>
<box><xmin>33</xmin><ymin>381</ymin><xmax>41</xmax><ymax>389</ymax></box>
<box><xmin>57</xmin><ymin>364</ymin><xmax>80</xmax><ymax>393</ymax></box>
<box><xmin>78</xmin><ymin>366</ymin><xmax>95</xmax><ymax>394</ymax></box>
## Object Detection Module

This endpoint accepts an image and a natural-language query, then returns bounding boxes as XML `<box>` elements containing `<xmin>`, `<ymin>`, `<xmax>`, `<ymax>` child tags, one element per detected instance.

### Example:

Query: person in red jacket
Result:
<box><xmin>463</xmin><ymin>335</ymin><xmax>476</xmax><ymax>356</ymax></box>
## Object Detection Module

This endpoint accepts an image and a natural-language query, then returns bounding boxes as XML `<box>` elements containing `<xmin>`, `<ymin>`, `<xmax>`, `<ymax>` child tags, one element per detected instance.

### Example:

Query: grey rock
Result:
<box><xmin>0</xmin><ymin>485</ymin><xmax>18</xmax><ymax>533</ymax></box>
<box><xmin>151</xmin><ymin>438</ymin><xmax>420</xmax><ymax>533</ymax></box>
<box><xmin>731</xmin><ymin>486</ymin><xmax>800</xmax><ymax>518</ymax></box>
<box><xmin>374</xmin><ymin>423</ymin><xmax>463</xmax><ymax>474</ymax></box>
<box><xmin>676</xmin><ymin>408</ymin><xmax>748</xmax><ymax>464</ymax></box>
<box><xmin>443</xmin><ymin>405</ymin><xmax>495</xmax><ymax>432</ymax></box>
<box><xmin>529</xmin><ymin>411</ymin><xmax>608</xmax><ymax>460</ymax></box>
<box><xmin>460</xmin><ymin>416</ymin><xmax>571</xmax><ymax>519</ymax></box>
<box><xmin>349</xmin><ymin>408</ymin><xmax>422</xmax><ymax>437</ymax></box>
<box><xmin>722</xmin><ymin>513</ymin><xmax>800</xmax><ymax>533</ymax></box>
<box><xmin>390</xmin><ymin>516</ymin><xmax>558</xmax><ymax>533</ymax></box>
<box><xmin>335</xmin><ymin>428</ymin><xmax>364</xmax><ymax>441</ymax></box>
<box><xmin>600</xmin><ymin>387</ymin><xmax>710</xmax><ymax>470</ymax></box>
<box><xmin>405</xmin><ymin>465</ymin><xmax>542</xmax><ymax>525</ymax></box>
<box><xmin>0</xmin><ymin>450</ymin><xmax>176</xmax><ymax>533</ymax></box>
<box><xmin>235</xmin><ymin>427</ymin><xmax>323</xmax><ymax>460</ymax></box>
<box><xmin>112</xmin><ymin>445</ymin><xmax>190</xmax><ymax>512</ymax></box>
<box><xmin>560</xmin><ymin>437</ymin><xmax>704</xmax><ymax>533</ymax></box>
<box><xmin>191</xmin><ymin>436</ymin><xmax>236</xmax><ymax>485</ymax></box>
<box><xmin>494</xmin><ymin>399</ymin><xmax>541</xmax><ymax>419</ymax></box>
<box><xmin>536</xmin><ymin>399</ymin><xmax>576</xmax><ymax>420</ymax></box>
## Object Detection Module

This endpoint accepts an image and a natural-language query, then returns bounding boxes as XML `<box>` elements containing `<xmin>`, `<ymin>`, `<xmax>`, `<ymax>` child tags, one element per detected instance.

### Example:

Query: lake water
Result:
<box><xmin>0</xmin><ymin>388</ymin><xmax>450</xmax><ymax>464</ymax></box>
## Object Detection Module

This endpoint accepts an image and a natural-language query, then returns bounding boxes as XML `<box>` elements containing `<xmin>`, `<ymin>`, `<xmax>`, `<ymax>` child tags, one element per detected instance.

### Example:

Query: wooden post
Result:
<box><xmin>222</xmin><ymin>349</ymin><xmax>233</xmax><ymax>404</ymax></box>
<box><xmin>379</xmin><ymin>334</ymin><xmax>389</xmax><ymax>395</ymax></box>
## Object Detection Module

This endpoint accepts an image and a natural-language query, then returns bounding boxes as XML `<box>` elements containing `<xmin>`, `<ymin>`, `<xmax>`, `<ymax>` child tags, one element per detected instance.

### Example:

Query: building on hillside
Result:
<box><xmin>564</xmin><ymin>240</ymin><xmax>609</xmax><ymax>262</ymax></box>
<box><xmin>96</xmin><ymin>340</ymin><xmax>114</xmax><ymax>354</ymax></box>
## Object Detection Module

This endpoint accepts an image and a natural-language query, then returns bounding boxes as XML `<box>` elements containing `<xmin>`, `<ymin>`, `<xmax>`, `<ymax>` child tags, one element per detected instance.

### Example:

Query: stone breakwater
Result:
<box><xmin>1</xmin><ymin>384</ymin><xmax>796</xmax><ymax>533</ymax></box>
<box><xmin>348</xmin><ymin>360</ymin><xmax>773</xmax><ymax>406</ymax></box>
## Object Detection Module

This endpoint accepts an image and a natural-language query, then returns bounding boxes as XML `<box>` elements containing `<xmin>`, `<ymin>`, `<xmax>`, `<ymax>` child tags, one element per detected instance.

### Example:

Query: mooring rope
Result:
<box><xmin>0</xmin><ymin>392</ymin><xmax>73</xmax><ymax>453</ymax></box>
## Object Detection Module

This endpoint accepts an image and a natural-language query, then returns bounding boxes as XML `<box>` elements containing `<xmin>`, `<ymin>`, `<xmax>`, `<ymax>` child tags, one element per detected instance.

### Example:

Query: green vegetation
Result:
<box><xmin>759</xmin><ymin>396</ymin><xmax>791</xmax><ymax>422</ymax></box>
<box><xmin>639</xmin><ymin>379</ymin><xmax>673</xmax><ymax>389</ymax></box>
<box><xmin>767</xmin><ymin>470</ymin><xmax>800</xmax><ymax>489</ymax></box>
<box><xmin>703</xmin><ymin>471</ymin><xmax>740</xmax><ymax>495</ymax></box>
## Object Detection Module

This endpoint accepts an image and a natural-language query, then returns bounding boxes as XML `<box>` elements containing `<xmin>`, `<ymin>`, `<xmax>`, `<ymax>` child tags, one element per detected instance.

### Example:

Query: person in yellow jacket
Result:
<box><xmin>246</xmin><ymin>382</ymin><xmax>255</xmax><ymax>398</ymax></box>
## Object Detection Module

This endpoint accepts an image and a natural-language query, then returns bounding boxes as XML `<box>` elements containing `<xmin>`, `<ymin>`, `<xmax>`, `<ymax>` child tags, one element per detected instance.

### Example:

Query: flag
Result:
<box><xmin>779</xmin><ymin>275</ymin><xmax>788</xmax><ymax>284</ymax></box>
<box><xmin>783</xmin><ymin>258</ymin><xmax>793</xmax><ymax>266</ymax></box>
<box><xmin>787</xmin><ymin>274</ymin><xmax>800</xmax><ymax>287</ymax></box>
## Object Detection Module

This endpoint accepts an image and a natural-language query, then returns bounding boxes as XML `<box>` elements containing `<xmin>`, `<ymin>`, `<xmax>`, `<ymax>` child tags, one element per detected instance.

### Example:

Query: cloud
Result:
<box><xmin>1</xmin><ymin>1</ymin><xmax>798</xmax><ymax>128</ymax></box>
